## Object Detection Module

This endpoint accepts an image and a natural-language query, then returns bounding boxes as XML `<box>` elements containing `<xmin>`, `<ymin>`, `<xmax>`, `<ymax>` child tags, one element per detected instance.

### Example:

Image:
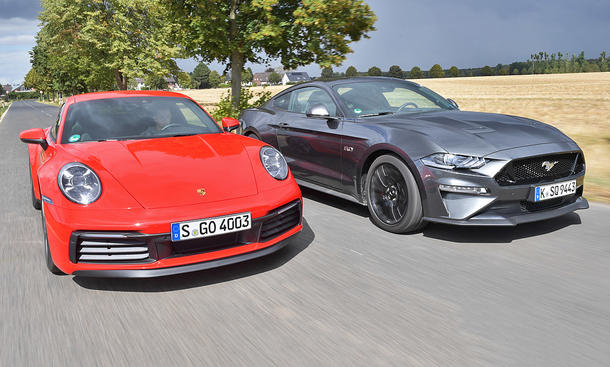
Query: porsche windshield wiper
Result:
<box><xmin>360</xmin><ymin>111</ymin><xmax>394</xmax><ymax>117</ymax></box>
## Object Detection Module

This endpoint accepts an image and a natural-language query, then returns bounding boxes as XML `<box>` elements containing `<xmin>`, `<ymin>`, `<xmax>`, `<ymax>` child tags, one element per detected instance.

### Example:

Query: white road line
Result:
<box><xmin>0</xmin><ymin>102</ymin><xmax>12</xmax><ymax>124</ymax></box>
<box><xmin>350</xmin><ymin>249</ymin><xmax>363</xmax><ymax>255</ymax></box>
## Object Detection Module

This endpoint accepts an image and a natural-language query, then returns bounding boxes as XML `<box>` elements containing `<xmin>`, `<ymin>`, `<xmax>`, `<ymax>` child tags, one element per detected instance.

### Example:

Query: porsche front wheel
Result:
<box><xmin>365</xmin><ymin>155</ymin><xmax>425</xmax><ymax>233</ymax></box>
<box><xmin>41</xmin><ymin>209</ymin><xmax>64</xmax><ymax>275</ymax></box>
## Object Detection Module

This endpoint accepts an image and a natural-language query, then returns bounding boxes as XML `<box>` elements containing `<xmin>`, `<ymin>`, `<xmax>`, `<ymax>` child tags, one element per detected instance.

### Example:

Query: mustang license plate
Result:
<box><xmin>534</xmin><ymin>180</ymin><xmax>576</xmax><ymax>202</ymax></box>
<box><xmin>171</xmin><ymin>212</ymin><xmax>251</xmax><ymax>242</ymax></box>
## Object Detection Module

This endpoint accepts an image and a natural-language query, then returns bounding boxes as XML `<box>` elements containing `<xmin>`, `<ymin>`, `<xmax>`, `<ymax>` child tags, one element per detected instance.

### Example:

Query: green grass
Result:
<box><xmin>0</xmin><ymin>102</ymin><xmax>11</xmax><ymax>120</ymax></box>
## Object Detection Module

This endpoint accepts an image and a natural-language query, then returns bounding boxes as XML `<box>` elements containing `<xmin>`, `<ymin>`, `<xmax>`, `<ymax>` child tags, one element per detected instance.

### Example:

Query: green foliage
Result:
<box><xmin>388</xmin><ymin>65</ymin><xmax>403</xmax><ymax>78</ymax></box>
<box><xmin>209</xmin><ymin>71</ymin><xmax>222</xmax><ymax>88</ymax></box>
<box><xmin>368</xmin><ymin>66</ymin><xmax>382</xmax><ymax>76</ymax></box>
<box><xmin>448</xmin><ymin>66</ymin><xmax>459</xmax><ymax>78</ymax></box>
<box><xmin>345</xmin><ymin>66</ymin><xmax>358</xmax><ymax>77</ymax></box>
<box><xmin>212</xmin><ymin>87</ymin><xmax>272</xmax><ymax>121</ymax></box>
<box><xmin>268</xmin><ymin>72</ymin><xmax>282</xmax><ymax>84</ymax></box>
<box><xmin>321</xmin><ymin>67</ymin><xmax>334</xmax><ymax>79</ymax></box>
<box><xmin>429</xmin><ymin>64</ymin><xmax>444</xmax><ymax>78</ymax></box>
<box><xmin>409</xmin><ymin>66</ymin><xmax>423</xmax><ymax>79</ymax></box>
<box><xmin>176</xmin><ymin>72</ymin><xmax>192</xmax><ymax>89</ymax></box>
<box><xmin>167</xmin><ymin>0</ymin><xmax>376</xmax><ymax>109</ymax></box>
<box><xmin>511</xmin><ymin>68</ymin><xmax>520</xmax><ymax>75</ymax></box>
<box><xmin>191</xmin><ymin>62</ymin><xmax>211</xmax><ymax>89</ymax></box>
<box><xmin>145</xmin><ymin>74</ymin><xmax>168</xmax><ymax>90</ymax></box>
<box><xmin>243</xmin><ymin>68</ymin><xmax>254</xmax><ymax>84</ymax></box>
<box><xmin>8</xmin><ymin>91</ymin><xmax>41</xmax><ymax>100</ymax></box>
<box><xmin>480</xmin><ymin>65</ymin><xmax>494</xmax><ymax>76</ymax></box>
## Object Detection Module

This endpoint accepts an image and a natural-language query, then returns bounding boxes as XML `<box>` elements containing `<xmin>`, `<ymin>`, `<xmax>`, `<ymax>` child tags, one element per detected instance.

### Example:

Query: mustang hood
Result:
<box><xmin>379</xmin><ymin>110</ymin><xmax>572</xmax><ymax>156</ymax></box>
<box><xmin>65</xmin><ymin>134</ymin><xmax>258</xmax><ymax>209</ymax></box>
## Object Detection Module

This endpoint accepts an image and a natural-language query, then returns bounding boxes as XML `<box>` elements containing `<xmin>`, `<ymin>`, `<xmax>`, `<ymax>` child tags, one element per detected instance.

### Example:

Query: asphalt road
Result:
<box><xmin>1</xmin><ymin>100</ymin><xmax>609</xmax><ymax>366</ymax></box>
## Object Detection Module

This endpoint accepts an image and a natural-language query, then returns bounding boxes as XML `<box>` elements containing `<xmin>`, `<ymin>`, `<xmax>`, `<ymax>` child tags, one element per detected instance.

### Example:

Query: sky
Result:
<box><xmin>1</xmin><ymin>0</ymin><xmax>609</xmax><ymax>84</ymax></box>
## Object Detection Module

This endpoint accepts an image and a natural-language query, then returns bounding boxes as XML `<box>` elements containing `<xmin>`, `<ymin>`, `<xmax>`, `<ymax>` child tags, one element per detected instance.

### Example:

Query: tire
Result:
<box><xmin>29</xmin><ymin>162</ymin><xmax>41</xmax><ymax>210</ymax></box>
<box><xmin>41</xmin><ymin>208</ymin><xmax>64</xmax><ymax>275</ymax></box>
<box><xmin>365</xmin><ymin>155</ymin><xmax>426</xmax><ymax>233</ymax></box>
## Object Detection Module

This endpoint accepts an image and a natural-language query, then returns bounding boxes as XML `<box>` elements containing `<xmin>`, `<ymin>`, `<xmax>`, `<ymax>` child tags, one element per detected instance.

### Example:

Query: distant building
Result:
<box><xmin>282</xmin><ymin>71</ymin><xmax>310</xmax><ymax>85</ymax></box>
<box><xmin>164</xmin><ymin>76</ymin><xmax>177</xmax><ymax>90</ymax></box>
<box><xmin>2</xmin><ymin>84</ymin><xmax>12</xmax><ymax>94</ymax></box>
<box><xmin>134</xmin><ymin>78</ymin><xmax>146</xmax><ymax>90</ymax></box>
<box><xmin>253</xmin><ymin>72</ymin><xmax>271</xmax><ymax>86</ymax></box>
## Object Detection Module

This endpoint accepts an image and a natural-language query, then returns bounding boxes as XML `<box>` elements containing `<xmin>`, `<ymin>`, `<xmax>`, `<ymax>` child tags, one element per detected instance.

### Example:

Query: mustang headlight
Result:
<box><xmin>260</xmin><ymin>146</ymin><xmax>288</xmax><ymax>180</ymax></box>
<box><xmin>422</xmin><ymin>153</ymin><xmax>487</xmax><ymax>170</ymax></box>
<box><xmin>58</xmin><ymin>162</ymin><xmax>102</xmax><ymax>204</ymax></box>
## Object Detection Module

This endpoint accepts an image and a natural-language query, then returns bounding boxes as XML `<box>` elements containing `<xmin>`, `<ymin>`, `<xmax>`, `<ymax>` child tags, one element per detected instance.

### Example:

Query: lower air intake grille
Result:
<box><xmin>71</xmin><ymin>233</ymin><xmax>153</xmax><ymax>263</ymax></box>
<box><xmin>260</xmin><ymin>200</ymin><xmax>301</xmax><ymax>242</ymax></box>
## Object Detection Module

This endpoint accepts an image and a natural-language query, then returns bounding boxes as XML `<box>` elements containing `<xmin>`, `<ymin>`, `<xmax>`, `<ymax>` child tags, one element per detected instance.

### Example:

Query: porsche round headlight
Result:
<box><xmin>58</xmin><ymin>162</ymin><xmax>102</xmax><ymax>204</ymax></box>
<box><xmin>422</xmin><ymin>153</ymin><xmax>487</xmax><ymax>170</ymax></box>
<box><xmin>260</xmin><ymin>146</ymin><xmax>288</xmax><ymax>180</ymax></box>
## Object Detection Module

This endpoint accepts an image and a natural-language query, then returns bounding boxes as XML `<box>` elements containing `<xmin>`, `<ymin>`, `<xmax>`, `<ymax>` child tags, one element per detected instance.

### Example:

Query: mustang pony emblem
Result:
<box><xmin>541</xmin><ymin>161</ymin><xmax>559</xmax><ymax>172</ymax></box>
<box><xmin>197</xmin><ymin>188</ymin><xmax>206</xmax><ymax>196</ymax></box>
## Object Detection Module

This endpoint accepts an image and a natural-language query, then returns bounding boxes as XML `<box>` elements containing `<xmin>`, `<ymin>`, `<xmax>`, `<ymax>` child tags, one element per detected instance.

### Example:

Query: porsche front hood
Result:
<box><xmin>378</xmin><ymin>110</ymin><xmax>573</xmax><ymax>157</ymax></box>
<box><xmin>65</xmin><ymin>134</ymin><xmax>258</xmax><ymax>209</ymax></box>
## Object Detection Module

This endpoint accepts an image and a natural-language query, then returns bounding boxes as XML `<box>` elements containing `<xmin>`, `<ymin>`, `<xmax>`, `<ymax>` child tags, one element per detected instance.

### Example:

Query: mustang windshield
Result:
<box><xmin>61</xmin><ymin>97</ymin><xmax>221</xmax><ymax>143</ymax></box>
<box><xmin>332</xmin><ymin>80</ymin><xmax>455</xmax><ymax>117</ymax></box>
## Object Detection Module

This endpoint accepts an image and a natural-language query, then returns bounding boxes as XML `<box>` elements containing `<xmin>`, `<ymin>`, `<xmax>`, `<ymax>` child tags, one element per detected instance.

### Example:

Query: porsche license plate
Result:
<box><xmin>171</xmin><ymin>212</ymin><xmax>251</xmax><ymax>242</ymax></box>
<box><xmin>534</xmin><ymin>180</ymin><xmax>576</xmax><ymax>202</ymax></box>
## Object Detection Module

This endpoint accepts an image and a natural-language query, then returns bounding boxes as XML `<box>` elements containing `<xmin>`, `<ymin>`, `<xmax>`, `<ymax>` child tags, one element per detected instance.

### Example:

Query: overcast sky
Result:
<box><xmin>1</xmin><ymin>0</ymin><xmax>609</xmax><ymax>84</ymax></box>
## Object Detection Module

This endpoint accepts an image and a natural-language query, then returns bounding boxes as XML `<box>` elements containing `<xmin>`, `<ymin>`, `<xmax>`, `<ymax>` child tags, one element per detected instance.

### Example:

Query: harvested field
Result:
<box><xmin>182</xmin><ymin>72</ymin><xmax>610</xmax><ymax>203</ymax></box>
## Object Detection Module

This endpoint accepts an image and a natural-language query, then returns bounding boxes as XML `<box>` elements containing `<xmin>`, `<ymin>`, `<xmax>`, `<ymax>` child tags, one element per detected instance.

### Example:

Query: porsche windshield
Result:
<box><xmin>61</xmin><ymin>97</ymin><xmax>222</xmax><ymax>143</ymax></box>
<box><xmin>332</xmin><ymin>80</ymin><xmax>455</xmax><ymax>117</ymax></box>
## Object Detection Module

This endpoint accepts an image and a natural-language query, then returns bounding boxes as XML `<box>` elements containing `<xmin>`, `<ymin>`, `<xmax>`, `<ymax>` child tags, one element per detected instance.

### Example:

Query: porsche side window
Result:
<box><xmin>289</xmin><ymin>87</ymin><xmax>337</xmax><ymax>116</ymax></box>
<box><xmin>50</xmin><ymin>103</ymin><xmax>64</xmax><ymax>142</ymax></box>
<box><xmin>273</xmin><ymin>92</ymin><xmax>291</xmax><ymax>110</ymax></box>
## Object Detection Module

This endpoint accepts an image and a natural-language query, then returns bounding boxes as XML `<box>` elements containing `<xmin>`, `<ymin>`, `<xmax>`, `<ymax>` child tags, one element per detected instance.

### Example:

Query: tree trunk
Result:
<box><xmin>229</xmin><ymin>0</ymin><xmax>241</xmax><ymax>110</ymax></box>
<box><xmin>114</xmin><ymin>69</ymin><xmax>128</xmax><ymax>90</ymax></box>
<box><xmin>231</xmin><ymin>51</ymin><xmax>243</xmax><ymax>111</ymax></box>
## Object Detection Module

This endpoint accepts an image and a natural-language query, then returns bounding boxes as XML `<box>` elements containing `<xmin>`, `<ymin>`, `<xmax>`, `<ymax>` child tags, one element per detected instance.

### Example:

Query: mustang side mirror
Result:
<box><xmin>447</xmin><ymin>98</ymin><xmax>459</xmax><ymax>109</ymax></box>
<box><xmin>20</xmin><ymin>128</ymin><xmax>48</xmax><ymax>150</ymax></box>
<box><xmin>221</xmin><ymin>117</ymin><xmax>240</xmax><ymax>132</ymax></box>
<box><xmin>306</xmin><ymin>104</ymin><xmax>331</xmax><ymax>118</ymax></box>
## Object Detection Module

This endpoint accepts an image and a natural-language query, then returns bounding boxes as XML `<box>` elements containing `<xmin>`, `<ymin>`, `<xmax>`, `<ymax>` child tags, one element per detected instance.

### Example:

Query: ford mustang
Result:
<box><xmin>240</xmin><ymin>77</ymin><xmax>588</xmax><ymax>233</ymax></box>
<box><xmin>21</xmin><ymin>90</ymin><xmax>302</xmax><ymax>277</ymax></box>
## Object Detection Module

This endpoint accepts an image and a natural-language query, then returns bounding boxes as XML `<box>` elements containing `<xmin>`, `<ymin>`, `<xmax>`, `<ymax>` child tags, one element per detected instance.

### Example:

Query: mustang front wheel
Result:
<box><xmin>366</xmin><ymin>155</ymin><xmax>425</xmax><ymax>233</ymax></box>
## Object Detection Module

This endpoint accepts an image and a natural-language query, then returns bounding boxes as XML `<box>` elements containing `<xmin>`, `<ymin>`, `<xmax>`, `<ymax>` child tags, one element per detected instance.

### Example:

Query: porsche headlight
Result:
<box><xmin>422</xmin><ymin>153</ymin><xmax>487</xmax><ymax>170</ymax></box>
<box><xmin>260</xmin><ymin>146</ymin><xmax>288</xmax><ymax>180</ymax></box>
<box><xmin>58</xmin><ymin>162</ymin><xmax>102</xmax><ymax>204</ymax></box>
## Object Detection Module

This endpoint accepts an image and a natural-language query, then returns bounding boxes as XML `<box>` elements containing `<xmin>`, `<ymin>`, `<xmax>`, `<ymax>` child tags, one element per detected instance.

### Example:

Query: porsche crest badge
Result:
<box><xmin>197</xmin><ymin>188</ymin><xmax>206</xmax><ymax>196</ymax></box>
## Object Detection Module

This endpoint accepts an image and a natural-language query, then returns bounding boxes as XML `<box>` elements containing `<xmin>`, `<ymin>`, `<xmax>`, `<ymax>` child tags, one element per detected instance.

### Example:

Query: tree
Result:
<box><xmin>388</xmin><ymin>65</ymin><xmax>403</xmax><ymax>78</ymax></box>
<box><xmin>145</xmin><ymin>74</ymin><xmax>168</xmax><ymax>90</ymax></box>
<box><xmin>269</xmin><ymin>72</ymin><xmax>282</xmax><ymax>84</ymax></box>
<box><xmin>167</xmin><ymin>1</ymin><xmax>376</xmax><ymax>110</ymax></box>
<box><xmin>242</xmin><ymin>67</ymin><xmax>254</xmax><ymax>84</ymax></box>
<box><xmin>35</xmin><ymin>0</ymin><xmax>180</xmax><ymax>92</ymax></box>
<box><xmin>321</xmin><ymin>67</ymin><xmax>334</xmax><ymax>79</ymax></box>
<box><xmin>480</xmin><ymin>65</ymin><xmax>494</xmax><ymax>76</ymax></box>
<box><xmin>176</xmin><ymin>71</ymin><xmax>192</xmax><ymax>89</ymax></box>
<box><xmin>191</xmin><ymin>62</ymin><xmax>211</xmax><ymax>89</ymax></box>
<box><xmin>209</xmin><ymin>70</ymin><xmax>222</xmax><ymax>88</ymax></box>
<box><xmin>409</xmin><ymin>66</ymin><xmax>423</xmax><ymax>79</ymax></box>
<box><xmin>345</xmin><ymin>66</ymin><xmax>358</xmax><ymax>77</ymax></box>
<box><xmin>265</xmin><ymin>67</ymin><xmax>275</xmax><ymax>73</ymax></box>
<box><xmin>429</xmin><ymin>64</ymin><xmax>444</xmax><ymax>78</ymax></box>
<box><xmin>368</xmin><ymin>66</ymin><xmax>382</xmax><ymax>76</ymax></box>
<box><xmin>448</xmin><ymin>66</ymin><xmax>459</xmax><ymax>77</ymax></box>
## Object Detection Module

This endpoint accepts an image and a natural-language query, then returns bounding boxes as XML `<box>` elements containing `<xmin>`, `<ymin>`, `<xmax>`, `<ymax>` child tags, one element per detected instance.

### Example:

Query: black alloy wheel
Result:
<box><xmin>365</xmin><ymin>155</ymin><xmax>425</xmax><ymax>233</ymax></box>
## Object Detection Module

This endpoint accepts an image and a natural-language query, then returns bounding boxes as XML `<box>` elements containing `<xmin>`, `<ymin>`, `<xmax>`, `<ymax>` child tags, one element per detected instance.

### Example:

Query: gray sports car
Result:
<box><xmin>240</xmin><ymin>77</ymin><xmax>588</xmax><ymax>233</ymax></box>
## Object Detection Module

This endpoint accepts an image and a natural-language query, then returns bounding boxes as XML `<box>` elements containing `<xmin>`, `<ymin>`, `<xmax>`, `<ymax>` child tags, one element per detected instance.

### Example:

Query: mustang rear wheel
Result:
<box><xmin>41</xmin><ymin>208</ymin><xmax>64</xmax><ymax>275</ymax></box>
<box><xmin>365</xmin><ymin>155</ymin><xmax>425</xmax><ymax>233</ymax></box>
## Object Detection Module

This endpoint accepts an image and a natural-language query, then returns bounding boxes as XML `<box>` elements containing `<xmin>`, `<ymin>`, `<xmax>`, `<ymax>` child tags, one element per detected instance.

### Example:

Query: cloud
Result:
<box><xmin>0</xmin><ymin>51</ymin><xmax>30</xmax><ymax>84</ymax></box>
<box><xmin>0</xmin><ymin>34</ymin><xmax>35</xmax><ymax>45</ymax></box>
<box><xmin>0</xmin><ymin>18</ymin><xmax>38</xmax><ymax>83</ymax></box>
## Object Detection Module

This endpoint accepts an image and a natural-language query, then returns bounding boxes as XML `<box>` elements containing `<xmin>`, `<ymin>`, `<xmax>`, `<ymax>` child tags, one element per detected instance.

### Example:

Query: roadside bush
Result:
<box><xmin>212</xmin><ymin>87</ymin><xmax>272</xmax><ymax>121</ymax></box>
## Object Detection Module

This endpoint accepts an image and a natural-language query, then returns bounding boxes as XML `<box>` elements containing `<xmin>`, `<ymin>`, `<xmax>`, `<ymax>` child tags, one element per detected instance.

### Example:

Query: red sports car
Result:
<box><xmin>20</xmin><ymin>91</ymin><xmax>302</xmax><ymax>277</ymax></box>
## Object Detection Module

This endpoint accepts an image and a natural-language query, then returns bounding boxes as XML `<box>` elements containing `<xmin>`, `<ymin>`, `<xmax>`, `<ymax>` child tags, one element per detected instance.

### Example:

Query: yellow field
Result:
<box><xmin>182</xmin><ymin>72</ymin><xmax>610</xmax><ymax>203</ymax></box>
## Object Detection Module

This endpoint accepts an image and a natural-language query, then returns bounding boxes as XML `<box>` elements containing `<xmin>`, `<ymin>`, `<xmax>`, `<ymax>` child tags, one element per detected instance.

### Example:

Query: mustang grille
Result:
<box><xmin>260</xmin><ymin>200</ymin><xmax>301</xmax><ymax>242</ymax></box>
<box><xmin>495</xmin><ymin>152</ymin><xmax>584</xmax><ymax>186</ymax></box>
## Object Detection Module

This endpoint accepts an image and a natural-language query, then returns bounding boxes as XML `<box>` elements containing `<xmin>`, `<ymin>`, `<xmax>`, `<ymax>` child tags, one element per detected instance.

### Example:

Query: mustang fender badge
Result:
<box><xmin>197</xmin><ymin>188</ymin><xmax>206</xmax><ymax>196</ymax></box>
<box><xmin>541</xmin><ymin>161</ymin><xmax>558</xmax><ymax>172</ymax></box>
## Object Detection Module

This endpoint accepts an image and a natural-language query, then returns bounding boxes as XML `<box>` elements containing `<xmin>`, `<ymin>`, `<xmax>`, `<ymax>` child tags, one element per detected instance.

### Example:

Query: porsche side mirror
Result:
<box><xmin>20</xmin><ymin>128</ymin><xmax>48</xmax><ymax>150</ymax></box>
<box><xmin>221</xmin><ymin>117</ymin><xmax>240</xmax><ymax>132</ymax></box>
<box><xmin>447</xmin><ymin>98</ymin><xmax>459</xmax><ymax>109</ymax></box>
<box><xmin>306</xmin><ymin>104</ymin><xmax>330</xmax><ymax>118</ymax></box>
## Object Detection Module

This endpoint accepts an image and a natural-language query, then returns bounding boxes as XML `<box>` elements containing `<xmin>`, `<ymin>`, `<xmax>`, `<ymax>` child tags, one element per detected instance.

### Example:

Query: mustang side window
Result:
<box><xmin>289</xmin><ymin>87</ymin><xmax>337</xmax><ymax>116</ymax></box>
<box><xmin>273</xmin><ymin>92</ymin><xmax>291</xmax><ymax>110</ymax></box>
